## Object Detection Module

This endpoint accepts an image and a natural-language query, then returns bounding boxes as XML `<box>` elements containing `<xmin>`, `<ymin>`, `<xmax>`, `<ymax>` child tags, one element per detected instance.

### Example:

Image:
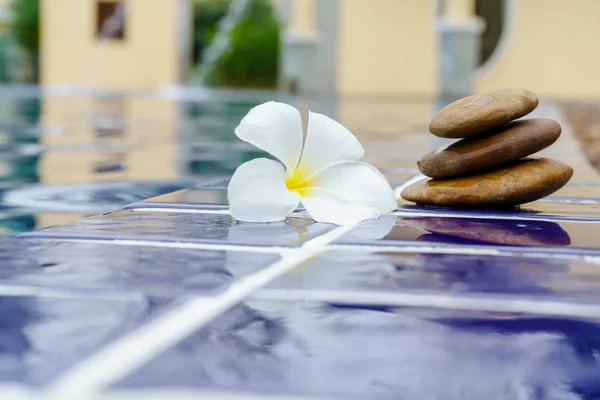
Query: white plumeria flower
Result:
<box><xmin>227</xmin><ymin>102</ymin><xmax>397</xmax><ymax>225</ymax></box>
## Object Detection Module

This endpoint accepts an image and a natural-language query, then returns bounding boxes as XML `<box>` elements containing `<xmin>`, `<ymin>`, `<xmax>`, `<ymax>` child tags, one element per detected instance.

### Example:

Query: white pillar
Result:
<box><xmin>437</xmin><ymin>0</ymin><xmax>485</xmax><ymax>99</ymax></box>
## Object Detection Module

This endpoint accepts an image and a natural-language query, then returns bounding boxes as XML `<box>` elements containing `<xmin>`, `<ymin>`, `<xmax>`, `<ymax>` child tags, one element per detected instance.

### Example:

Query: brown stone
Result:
<box><xmin>418</xmin><ymin>118</ymin><xmax>562</xmax><ymax>179</ymax></box>
<box><xmin>404</xmin><ymin>217</ymin><xmax>571</xmax><ymax>247</ymax></box>
<box><xmin>429</xmin><ymin>88</ymin><xmax>539</xmax><ymax>138</ymax></box>
<box><xmin>401</xmin><ymin>158</ymin><xmax>573</xmax><ymax>208</ymax></box>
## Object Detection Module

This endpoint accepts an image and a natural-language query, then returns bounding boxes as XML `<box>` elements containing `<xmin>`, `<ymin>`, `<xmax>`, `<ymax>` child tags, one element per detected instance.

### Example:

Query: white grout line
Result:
<box><xmin>95</xmin><ymin>389</ymin><xmax>341</xmax><ymax>400</ymax></box>
<box><xmin>393</xmin><ymin>174</ymin><xmax>426</xmax><ymax>199</ymax></box>
<box><xmin>327</xmin><ymin>243</ymin><xmax>600</xmax><ymax>262</ymax></box>
<box><xmin>0</xmin><ymin>284</ymin><xmax>149</xmax><ymax>300</ymax></box>
<box><xmin>129</xmin><ymin>207</ymin><xmax>231</xmax><ymax>214</ymax></box>
<box><xmin>326</xmin><ymin>244</ymin><xmax>600</xmax><ymax>261</ymax></box>
<box><xmin>24</xmin><ymin>237</ymin><xmax>287</xmax><ymax>254</ymax></box>
<box><xmin>0</xmin><ymin>384</ymin><xmax>36</xmax><ymax>400</ymax></box>
<box><xmin>389</xmin><ymin>209</ymin><xmax>600</xmax><ymax>223</ymax></box>
<box><xmin>327</xmin><ymin>243</ymin><xmax>502</xmax><ymax>256</ymax></box>
<box><xmin>41</xmin><ymin>225</ymin><xmax>354</xmax><ymax>400</ymax></box>
<box><xmin>253</xmin><ymin>289</ymin><xmax>600</xmax><ymax>320</ymax></box>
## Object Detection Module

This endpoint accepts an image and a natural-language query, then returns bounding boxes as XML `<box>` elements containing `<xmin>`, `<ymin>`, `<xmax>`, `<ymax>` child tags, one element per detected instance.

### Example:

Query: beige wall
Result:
<box><xmin>336</xmin><ymin>0</ymin><xmax>438</xmax><ymax>97</ymax></box>
<box><xmin>41</xmin><ymin>0</ymin><xmax>181</xmax><ymax>89</ymax></box>
<box><xmin>286</xmin><ymin>0</ymin><xmax>315</xmax><ymax>34</ymax></box>
<box><xmin>477</xmin><ymin>0</ymin><xmax>600</xmax><ymax>100</ymax></box>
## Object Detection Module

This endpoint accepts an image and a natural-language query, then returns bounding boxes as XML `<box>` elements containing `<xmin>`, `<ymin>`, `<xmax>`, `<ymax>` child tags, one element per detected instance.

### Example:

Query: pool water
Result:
<box><xmin>0</xmin><ymin>91</ymin><xmax>264</xmax><ymax>235</ymax></box>
<box><xmin>0</xmin><ymin>89</ymin><xmax>437</xmax><ymax>236</ymax></box>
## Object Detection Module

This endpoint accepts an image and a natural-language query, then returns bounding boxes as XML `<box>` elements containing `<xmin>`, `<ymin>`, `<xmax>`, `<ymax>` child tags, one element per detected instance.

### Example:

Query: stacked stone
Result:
<box><xmin>401</xmin><ymin>88</ymin><xmax>574</xmax><ymax>208</ymax></box>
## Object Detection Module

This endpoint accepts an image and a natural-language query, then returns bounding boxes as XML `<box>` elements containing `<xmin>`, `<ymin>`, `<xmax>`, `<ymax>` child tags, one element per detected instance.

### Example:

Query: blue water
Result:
<box><xmin>0</xmin><ymin>87</ymin><xmax>438</xmax><ymax>235</ymax></box>
<box><xmin>0</xmin><ymin>90</ymin><xmax>272</xmax><ymax>235</ymax></box>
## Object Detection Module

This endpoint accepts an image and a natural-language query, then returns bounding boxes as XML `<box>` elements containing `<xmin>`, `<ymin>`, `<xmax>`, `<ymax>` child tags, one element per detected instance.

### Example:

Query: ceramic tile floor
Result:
<box><xmin>4</xmin><ymin>101</ymin><xmax>600</xmax><ymax>400</ymax></box>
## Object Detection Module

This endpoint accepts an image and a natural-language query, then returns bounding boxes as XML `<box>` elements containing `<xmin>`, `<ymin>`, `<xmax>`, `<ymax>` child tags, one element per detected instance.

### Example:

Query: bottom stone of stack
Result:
<box><xmin>401</xmin><ymin>157</ymin><xmax>573</xmax><ymax>208</ymax></box>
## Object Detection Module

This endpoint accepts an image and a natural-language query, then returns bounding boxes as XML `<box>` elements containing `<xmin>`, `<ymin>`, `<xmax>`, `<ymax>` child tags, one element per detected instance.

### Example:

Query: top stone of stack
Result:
<box><xmin>429</xmin><ymin>88</ymin><xmax>539</xmax><ymax>138</ymax></box>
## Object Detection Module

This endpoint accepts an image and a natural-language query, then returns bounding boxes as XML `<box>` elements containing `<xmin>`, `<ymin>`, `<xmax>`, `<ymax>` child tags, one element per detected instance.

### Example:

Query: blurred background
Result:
<box><xmin>0</xmin><ymin>0</ymin><xmax>597</xmax><ymax>235</ymax></box>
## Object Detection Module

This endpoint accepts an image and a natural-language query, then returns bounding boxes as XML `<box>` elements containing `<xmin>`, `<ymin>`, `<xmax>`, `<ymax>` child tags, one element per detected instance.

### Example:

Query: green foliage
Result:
<box><xmin>192</xmin><ymin>0</ymin><xmax>230</xmax><ymax>66</ymax></box>
<box><xmin>9</xmin><ymin>0</ymin><xmax>39</xmax><ymax>56</ymax></box>
<box><xmin>193</xmin><ymin>0</ymin><xmax>280</xmax><ymax>88</ymax></box>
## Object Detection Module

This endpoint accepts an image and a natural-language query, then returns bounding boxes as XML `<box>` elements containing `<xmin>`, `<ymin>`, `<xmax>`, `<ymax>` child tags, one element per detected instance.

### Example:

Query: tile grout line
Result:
<box><xmin>393</xmin><ymin>174</ymin><xmax>425</xmax><ymax>199</ymax></box>
<box><xmin>389</xmin><ymin>210</ymin><xmax>600</xmax><ymax>223</ymax></box>
<box><xmin>0</xmin><ymin>285</ymin><xmax>152</xmax><ymax>300</ymax></box>
<box><xmin>128</xmin><ymin>207</ymin><xmax>231</xmax><ymax>214</ymax></box>
<box><xmin>97</xmin><ymin>388</ymin><xmax>342</xmax><ymax>400</ymax></box>
<box><xmin>21</xmin><ymin>237</ymin><xmax>287</xmax><ymax>254</ymax></box>
<box><xmin>41</xmin><ymin>224</ymin><xmax>355</xmax><ymax>400</ymax></box>
<box><xmin>253</xmin><ymin>289</ymin><xmax>600</xmax><ymax>320</ymax></box>
<box><xmin>327</xmin><ymin>243</ymin><xmax>600</xmax><ymax>261</ymax></box>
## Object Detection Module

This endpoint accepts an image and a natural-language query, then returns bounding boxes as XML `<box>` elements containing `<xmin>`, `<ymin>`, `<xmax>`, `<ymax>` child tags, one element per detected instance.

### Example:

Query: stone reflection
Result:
<box><xmin>402</xmin><ymin>217</ymin><xmax>571</xmax><ymax>247</ymax></box>
<box><xmin>118</xmin><ymin>300</ymin><xmax>600</xmax><ymax>399</ymax></box>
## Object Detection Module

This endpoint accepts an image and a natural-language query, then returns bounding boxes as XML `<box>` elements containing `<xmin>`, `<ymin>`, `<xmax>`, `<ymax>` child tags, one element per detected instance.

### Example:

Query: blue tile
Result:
<box><xmin>265</xmin><ymin>249</ymin><xmax>600</xmax><ymax>305</ymax></box>
<box><xmin>123</xmin><ymin>189</ymin><xmax>229</xmax><ymax>210</ymax></box>
<box><xmin>337</xmin><ymin>216</ymin><xmax>600</xmax><ymax>255</ymax></box>
<box><xmin>18</xmin><ymin>211</ymin><xmax>334</xmax><ymax>247</ymax></box>
<box><xmin>397</xmin><ymin>198</ymin><xmax>600</xmax><ymax>222</ymax></box>
<box><xmin>0</xmin><ymin>293</ymin><xmax>175</xmax><ymax>386</ymax></box>
<box><xmin>0</xmin><ymin>239</ymin><xmax>279</xmax><ymax>296</ymax></box>
<box><xmin>112</xmin><ymin>300</ymin><xmax>600</xmax><ymax>399</ymax></box>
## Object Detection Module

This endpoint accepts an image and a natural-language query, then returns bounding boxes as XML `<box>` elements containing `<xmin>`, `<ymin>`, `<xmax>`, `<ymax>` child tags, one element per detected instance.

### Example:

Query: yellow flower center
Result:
<box><xmin>285</xmin><ymin>166</ymin><xmax>312</xmax><ymax>197</ymax></box>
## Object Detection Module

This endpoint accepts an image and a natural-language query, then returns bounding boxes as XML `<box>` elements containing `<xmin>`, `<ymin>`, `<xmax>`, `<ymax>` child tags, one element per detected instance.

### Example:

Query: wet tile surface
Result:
<box><xmin>266</xmin><ymin>249</ymin><xmax>600</xmax><ymax>304</ymax></box>
<box><xmin>0</xmin><ymin>294</ymin><xmax>175</xmax><ymax>386</ymax></box>
<box><xmin>0</xmin><ymin>239</ymin><xmax>279</xmax><ymax>295</ymax></box>
<box><xmin>2</xmin><ymin>96</ymin><xmax>600</xmax><ymax>397</ymax></box>
<box><xmin>396</xmin><ymin>198</ymin><xmax>600</xmax><ymax>221</ymax></box>
<box><xmin>123</xmin><ymin>188</ymin><xmax>229</xmax><ymax>210</ymax></box>
<box><xmin>113</xmin><ymin>300</ymin><xmax>600</xmax><ymax>399</ymax></box>
<box><xmin>18</xmin><ymin>210</ymin><xmax>334</xmax><ymax>247</ymax></box>
<box><xmin>336</xmin><ymin>215</ymin><xmax>600</xmax><ymax>255</ymax></box>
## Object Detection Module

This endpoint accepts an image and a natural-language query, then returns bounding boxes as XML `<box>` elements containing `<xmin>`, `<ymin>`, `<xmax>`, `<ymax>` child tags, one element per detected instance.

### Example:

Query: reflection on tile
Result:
<box><xmin>0</xmin><ymin>240</ymin><xmax>279</xmax><ymax>295</ymax></box>
<box><xmin>546</xmin><ymin>184</ymin><xmax>600</xmax><ymax>202</ymax></box>
<box><xmin>19</xmin><ymin>211</ymin><xmax>334</xmax><ymax>247</ymax></box>
<box><xmin>337</xmin><ymin>216</ymin><xmax>600</xmax><ymax>255</ymax></box>
<box><xmin>123</xmin><ymin>189</ymin><xmax>229</xmax><ymax>210</ymax></box>
<box><xmin>267</xmin><ymin>249</ymin><xmax>600</xmax><ymax>304</ymax></box>
<box><xmin>0</xmin><ymin>294</ymin><xmax>173</xmax><ymax>386</ymax></box>
<box><xmin>397</xmin><ymin>197</ymin><xmax>600</xmax><ymax>221</ymax></box>
<box><xmin>113</xmin><ymin>300</ymin><xmax>600</xmax><ymax>399</ymax></box>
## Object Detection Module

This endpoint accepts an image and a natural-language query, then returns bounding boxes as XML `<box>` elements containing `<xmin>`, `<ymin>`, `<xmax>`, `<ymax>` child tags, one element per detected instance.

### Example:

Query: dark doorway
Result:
<box><xmin>476</xmin><ymin>0</ymin><xmax>504</xmax><ymax>66</ymax></box>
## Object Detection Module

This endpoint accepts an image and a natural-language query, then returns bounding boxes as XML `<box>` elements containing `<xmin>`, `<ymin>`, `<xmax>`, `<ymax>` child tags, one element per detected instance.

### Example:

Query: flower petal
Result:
<box><xmin>301</xmin><ymin>188</ymin><xmax>379</xmax><ymax>225</ymax></box>
<box><xmin>228</xmin><ymin>158</ymin><xmax>300</xmax><ymax>222</ymax></box>
<box><xmin>298</xmin><ymin>111</ymin><xmax>364</xmax><ymax>177</ymax></box>
<box><xmin>234</xmin><ymin>101</ymin><xmax>303</xmax><ymax>171</ymax></box>
<box><xmin>309</xmin><ymin>161</ymin><xmax>398</xmax><ymax>214</ymax></box>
